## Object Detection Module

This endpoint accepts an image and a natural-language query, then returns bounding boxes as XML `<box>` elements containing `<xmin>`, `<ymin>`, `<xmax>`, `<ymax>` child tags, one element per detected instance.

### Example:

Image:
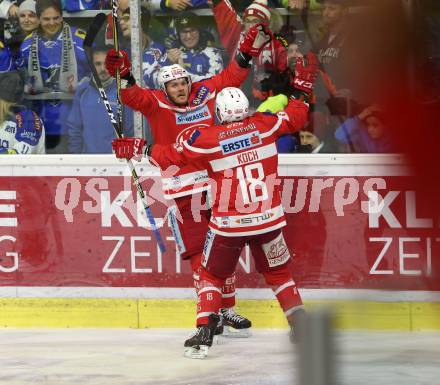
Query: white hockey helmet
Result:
<box><xmin>157</xmin><ymin>64</ymin><xmax>192</xmax><ymax>94</ymax></box>
<box><xmin>215</xmin><ymin>87</ymin><xmax>249</xmax><ymax>123</ymax></box>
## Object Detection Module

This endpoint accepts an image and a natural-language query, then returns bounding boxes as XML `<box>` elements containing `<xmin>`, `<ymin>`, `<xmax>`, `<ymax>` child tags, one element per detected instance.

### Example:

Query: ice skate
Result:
<box><xmin>183</xmin><ymin>313</ymin><xmax>220</xmax><ymax>359</ymax></box>
<box><xmin>288</xmin><ymin>308</ymin><xmax>306</xmax><ymax>344</ymax></box>
<box><xmin>214</xmin><ymin>315</ymin><xmax>224</xmax><ymax>336</ymax></box>
<box><xmin>220</xmin><ymin>308</ymin><xmax>252</xmax><ymax>338</ymax></box>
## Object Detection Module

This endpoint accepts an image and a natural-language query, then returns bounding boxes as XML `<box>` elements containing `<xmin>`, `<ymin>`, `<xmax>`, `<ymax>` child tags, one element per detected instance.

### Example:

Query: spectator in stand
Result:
<box><xmin>17</xmin><ymin>0</ymin><xmax>89</xmax><ymax>152</ymax></box>
<box><xmin>0</xmin><ymin>71</ymin><xmax>45</xmax><ymax>154</ymax></box>
<box><xmin>212</xmin><ymin>0</ymin><xmax>288</xmax><ymax>102</ymax></box>
<box><xmin>312</xmin><ymin>0</ymin><xmax>358</xmax><ymax>110</ymax></box>
<box><xmin>149</xmin><ymin>0</ymin><xmax>209</xmax><ymax>13</ymax></box>
<box><xmin>296</xmin><ymin>122</ymin><xmax>337</xmax><ymax>153</ymax></box>
<box><xmin>18</xmin><ymin>0</ymin><xmax>39</xmax><ymax>36</ymax></box>
<box><xmin>278</xmin><ymin>25</ymin><xmax>312</xmax><ymax>68</ymax></box>
<box><xmin>118</xmin><ymin>2</ymin><xmax>168</xmax><ymax>89</ymax></box>
<box><xmin>0</xmin><ymin>0</ymin><xmax>18</xmax><ymax>20</ymax></box>
<box><xmin>334</xmin><ymin>104</ymin><xmax>393</xmax><ymax>153</ymax></box>
<box><xmin>166</xmin><ymin>13</ymin><xmax>223</xmax><ymax>82</ymax></box>
<box><xmin>5</xmin><ymin>0</ymin><xmax>39</xmax><ymax>65</ymax></box>
<box><xmin>279</xmin><ymin>0</ymin><xmax>322</xmax><ymax>11</ymax></box>
<box><xmin>290</xmin><ymin>0</ymin><xmax>362</xmax><ymax>155</ymax></box>
<box><xmin>63</xmin><ymin>0</ymin><xmax>109</xmax><ymax>12</ymax></box>
<box><xmin>0</xmin><ymin>40</ymin><xmax>14</xmax><ymax>72</ymax></box>
<box><xmin>66</xmin><ymin>47</ymin><xmax>134</xmax><ymax>154</ymax></box>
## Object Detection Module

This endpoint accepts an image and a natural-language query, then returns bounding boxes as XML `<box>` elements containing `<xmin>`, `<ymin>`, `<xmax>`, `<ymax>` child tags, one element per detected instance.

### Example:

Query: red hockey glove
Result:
<box><xmin>239</xmin><ymin>23</ymin><xmax>273</xmax><ymax>57</ymax></box>
<box><xmin>105</xmin><ymin>48</ymin><xmax>131</xmax><ymax>78</ymax></box>
<box><xmin>293</xmin><ymin>52</ymin><xmax>319</xmax><ymax>95</ymax></box>
<box><xmin>112</xmin><ymin>138</ymin><xmax>146</xmax><ymax>161</ymax></box>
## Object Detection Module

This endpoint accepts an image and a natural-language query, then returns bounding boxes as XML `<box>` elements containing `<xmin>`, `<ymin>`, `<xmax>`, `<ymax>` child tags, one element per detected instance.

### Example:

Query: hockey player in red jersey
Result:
<box><xmin>112</xmin><ymin>52</ymin><xmax>319</xmax><ymax>358</ymax></box>
<box><xmin>105</xmin><ymin>23</ymin><xmax>273</xmax><ymax>337</ymax></box>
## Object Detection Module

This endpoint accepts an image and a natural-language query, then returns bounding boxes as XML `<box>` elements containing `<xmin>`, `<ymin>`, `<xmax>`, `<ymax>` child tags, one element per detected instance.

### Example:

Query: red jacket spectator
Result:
<box><xmin>213</xmin><ymin>0</ymin><xmax>287</xmax><ymax>100</ymax></box>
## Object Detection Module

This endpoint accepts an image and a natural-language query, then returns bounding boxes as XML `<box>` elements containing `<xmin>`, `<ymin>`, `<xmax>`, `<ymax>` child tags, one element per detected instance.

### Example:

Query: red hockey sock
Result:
<box><xmin>190</xmin><ymin>253</ymin><xmax>203</xmax><ymax>295</ymax></box>
<box><xmin>262</xmin><ymin>268</ymin><xmax>303</xmax><ymax>318</ymax></box>
<box><xmin>197</xmin><ymin>268</ymin><xmax>224</xmax><ymax>326</ymax></box>
<box><xmin>221</xmin><ymin>273</ymin><xmax>236</xmax><ymax>309</ymax></box>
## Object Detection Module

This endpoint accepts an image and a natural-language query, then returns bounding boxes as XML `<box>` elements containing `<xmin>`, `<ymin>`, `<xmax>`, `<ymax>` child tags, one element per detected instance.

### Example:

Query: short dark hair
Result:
<box><xmin>93</xmin><ymin>45</ymin><xmax>112</xmax><ymax>55</ymax></box>
<box><xmin>121</xmin><ymin>7</ymin><xmax>151</xmax><ymax>34</ymax></box>
<box><xmin>36</xmin><ymin>0</ymin><xmax>62</xmax><ymax>18</ymax></box>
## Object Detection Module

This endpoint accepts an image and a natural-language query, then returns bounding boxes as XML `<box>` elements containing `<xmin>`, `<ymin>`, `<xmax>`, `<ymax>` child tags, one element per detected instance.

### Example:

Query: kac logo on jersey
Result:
<box><xmin>187</xmin><ymin>129</ymin><xmax>200</xmax><ymax>145</ymax></box>
<box><xmin>170</xmin><ymin>176</ymin><xmax>181</xmax><ymax>188</ymax></box>
<box><xmin>220</xmin><ymin>217</ymin><xmax>230</xmax><ymax>227</ymax></box>
<box><xmin>219</xmin><ymin>131</ymin><xmax>261</xmax><ymax>155</ymax></box>
<box><xmin>175</xmin><ymin>105</ymin><xmax>211</xmax><ymax>125</ymax></box>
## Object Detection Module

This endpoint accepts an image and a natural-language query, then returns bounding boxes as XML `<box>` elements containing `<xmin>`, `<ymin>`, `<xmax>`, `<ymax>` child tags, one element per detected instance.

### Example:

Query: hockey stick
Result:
<box><xmin>84</xmin><ymin>13</ymin><xmax>166</xmax><ymax>253</ymax></box>
<box><xmin>110</xmin><ymin>0</ymin><xmax>124</xmax><ymax>134</ymax></box>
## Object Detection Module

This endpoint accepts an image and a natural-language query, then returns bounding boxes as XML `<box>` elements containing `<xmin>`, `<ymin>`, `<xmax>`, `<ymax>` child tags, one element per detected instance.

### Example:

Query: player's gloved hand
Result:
<box><xmin>105</xmin><ymin>48</ymin><xmax>131</xmax><ymax>78</ymax></box>
<box><xmin>239</xmin><ymin>23</ymin><xmax>273</xmax><ymax>57</ymax></box>
<box><xmin>292</xmin><ymin>52</ymin><xmax>319</xmax><ymax>95</ymax></box>
<box><xmin>112</xmin><ymin>137</ymin><xmax>146</xmax><ymax>161</ymax></box>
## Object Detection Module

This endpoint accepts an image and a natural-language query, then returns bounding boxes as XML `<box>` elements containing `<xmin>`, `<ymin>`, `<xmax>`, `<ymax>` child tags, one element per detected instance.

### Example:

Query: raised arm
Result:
<box><xmin>104</xmin><ymin>48</ymin><xmax>158</xmax><ymax>117</ymax></box>
<box><xmin>212</xmin><ymin>0</ymin><xmax>243</xmax><ymax>59</ymax></box>
<box><xmin>207</xmin><ymin>23</ymin><xmax>273</xmax><ymax>91</ymax></box>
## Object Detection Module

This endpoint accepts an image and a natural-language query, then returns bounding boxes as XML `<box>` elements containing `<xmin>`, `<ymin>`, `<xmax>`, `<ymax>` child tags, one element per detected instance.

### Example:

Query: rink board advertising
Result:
<box><xmin>0</xmin><ymin>155</ymin><xmax>439</xmax><ymax>293</ymax></box>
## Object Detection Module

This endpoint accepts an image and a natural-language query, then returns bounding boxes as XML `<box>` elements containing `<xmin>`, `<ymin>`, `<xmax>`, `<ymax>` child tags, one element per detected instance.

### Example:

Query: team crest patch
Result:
<box><xmin>170</xmin><ymin>176</ymin><xmax>181</xmax><ymax>188</ymax></box>
<box><xmin>262</xmin><ymin>233</ymin><xmax>290</xmax><ymax>268</ymax></box>
<box><xmin>219</xmin><ymin>217</ymin><xmax>230</xmax><ymax>227</ymax></box>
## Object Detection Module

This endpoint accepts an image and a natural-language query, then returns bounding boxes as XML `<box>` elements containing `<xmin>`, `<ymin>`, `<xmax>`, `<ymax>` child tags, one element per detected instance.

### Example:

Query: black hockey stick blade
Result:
<box><xmin>84</xmin><ymin>12</ymin><xmax>107</xmax><ymax>48</ymax></box>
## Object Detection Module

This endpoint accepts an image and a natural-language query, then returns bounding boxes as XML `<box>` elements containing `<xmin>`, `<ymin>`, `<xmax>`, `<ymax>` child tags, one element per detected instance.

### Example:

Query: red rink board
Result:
<box><xmin>0</xmin><ymin>159</ymin><xmax>438</xmax><ymax>291</ymax></box>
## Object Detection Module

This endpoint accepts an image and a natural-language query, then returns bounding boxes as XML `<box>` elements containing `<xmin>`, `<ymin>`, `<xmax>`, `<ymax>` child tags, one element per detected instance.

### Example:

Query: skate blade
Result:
<box><xmin>221</xmin><ymin>326</ymin><xmax>252</xmax><ymax>338</ymax></box>
<box><xmin>213</xmin><ymin>335</ymin><xmax>222</xmax><ymax>345</ymax></box>
<box><xmin>183</xmin><ymin>345</ymin><xmax>209</xmax><ymax>359</ymax></box>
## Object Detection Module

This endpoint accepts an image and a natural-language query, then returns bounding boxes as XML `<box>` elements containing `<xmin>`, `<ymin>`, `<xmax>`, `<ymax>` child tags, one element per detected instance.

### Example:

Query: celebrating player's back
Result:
<box><xmin>149</xmin><ymin>88</ymin><xmax>308</xmax><ymax>236</ymax></box>
<box><xmin>112</xmin><ymin>53</ymin><xmax>319</xmax><ymax>359</ymax></box>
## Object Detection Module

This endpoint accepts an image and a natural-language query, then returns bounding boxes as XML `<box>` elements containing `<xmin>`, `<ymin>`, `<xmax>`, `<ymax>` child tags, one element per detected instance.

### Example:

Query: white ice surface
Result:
<box><xmin>0</xmin><ymin>329</ymin><xmax>439</xmax><ymax>385</ymax></box>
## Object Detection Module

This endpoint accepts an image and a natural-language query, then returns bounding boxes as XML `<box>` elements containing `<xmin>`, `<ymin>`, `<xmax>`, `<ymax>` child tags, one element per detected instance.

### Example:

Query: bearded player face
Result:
<box><xmin>165</xmin><ymin>78</ymin><xmax>190</xmax><ymax>106</ymax></box>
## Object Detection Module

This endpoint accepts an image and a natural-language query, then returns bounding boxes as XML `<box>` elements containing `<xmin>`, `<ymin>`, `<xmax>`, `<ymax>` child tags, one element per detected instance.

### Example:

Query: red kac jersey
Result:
<box><xmin>121</xmin><ymin>60</ymin><xmax>249</xmax><ymax>198</ymax></box>
<box><xmin>151</xmin><ymin>99</ymin><xmax>308</xmax><ymax>236</ymax></box>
